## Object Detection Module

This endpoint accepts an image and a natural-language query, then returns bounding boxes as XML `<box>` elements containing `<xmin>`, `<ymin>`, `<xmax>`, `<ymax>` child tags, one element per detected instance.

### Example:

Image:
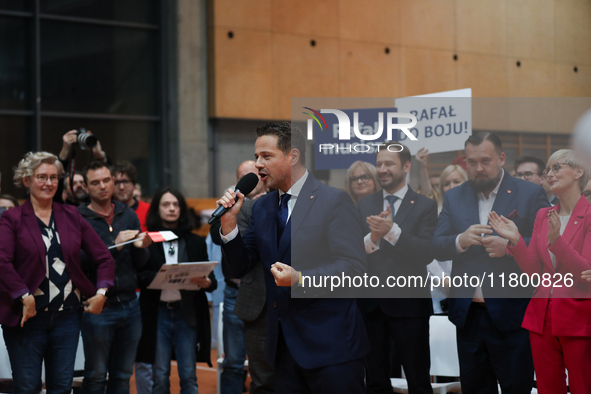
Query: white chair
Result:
<box><xmin>216</xmin><ymin>302</ymin><xmax>249</xmax><ymax>394</ymax></box>
<box><xmin>391</xmin><ymin>315</ymin><xmax>461</xmax><ymax>394</ymax></box>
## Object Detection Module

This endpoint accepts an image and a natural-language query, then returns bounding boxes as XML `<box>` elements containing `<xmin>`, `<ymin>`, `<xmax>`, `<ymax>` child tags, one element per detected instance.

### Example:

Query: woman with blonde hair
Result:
<box><xmin>346</xmin><ymin>160</ymin><xmax>379</xmax><ymax>205</ymax></box>
<box><xmin>0</xmin><ymin>151</ymin><xmax>114</xmax><ymax>394</ymax></box>
<box><xmin>437</xmin><ymin>165</ymin><xmax>468</xmax><ymax>213</ymax></box>
<box><xmin>490</xmin><ymin>149</ymin><xmax>591</xmax><ymax>394</ymax></box>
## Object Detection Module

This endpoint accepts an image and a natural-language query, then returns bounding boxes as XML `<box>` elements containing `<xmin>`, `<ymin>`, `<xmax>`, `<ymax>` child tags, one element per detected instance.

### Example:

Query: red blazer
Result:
<box><xmin>508</xmin><ymin>196</ymin><xmax>591</xmax><ymax>336</ymax></box>
<box><xmin>0</xmin><ymin>200</ymin><xmax>115</xmax><ymax>327</ymax></box>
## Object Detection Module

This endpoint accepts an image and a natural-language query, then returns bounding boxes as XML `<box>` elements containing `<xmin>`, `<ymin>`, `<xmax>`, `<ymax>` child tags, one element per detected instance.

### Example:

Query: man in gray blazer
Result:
<box><xmin>233</xmin><ymin>197</ymin><xmax>275</xmax><ymax>394</ymax></box>
<box><xmin>211</xmin><ymin>160</ymin><xmax>272</xmax><ymax>393</ymax></box>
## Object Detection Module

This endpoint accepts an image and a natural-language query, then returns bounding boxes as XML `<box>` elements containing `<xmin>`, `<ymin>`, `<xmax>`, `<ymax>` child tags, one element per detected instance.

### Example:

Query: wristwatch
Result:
<box><xmin>20</xmin><ymin>292</ymin><xmax>30</xmax><ymax>300</ymax></box>
<box><xmin>96</xmin><ymin>288</ymin><xmax>107</xmax><ymax>297</ymax></box>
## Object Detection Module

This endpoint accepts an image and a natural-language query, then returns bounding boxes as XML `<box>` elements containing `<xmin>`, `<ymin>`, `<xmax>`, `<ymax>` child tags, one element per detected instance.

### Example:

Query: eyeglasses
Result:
<box><xmin>515</xmin><ymin>171</ymin><xmax>542</xmax><ymax>180</ymax></box>
<box><xmin>349</xmin><ymin>174</ymin><xmax>372</xmax><ymax>183</ymax></box>
<box><xmin>36</xmin><ymin>174</ymin><xmax>60</xmax><ymax>184</ymax></box>
<box><xmin>543</xmin><ymin>162</ymin><xmax>572</xmax><ymax>176</ymax></box>
<box><xmin>168</xmin><ymin>242</ymin><xmax>175</xmax><ymax>256</ymax></box>
<box><xmin>114</xmin><ymin>180</ymin><xmax>132</xmax><ymax>187</ymax></box>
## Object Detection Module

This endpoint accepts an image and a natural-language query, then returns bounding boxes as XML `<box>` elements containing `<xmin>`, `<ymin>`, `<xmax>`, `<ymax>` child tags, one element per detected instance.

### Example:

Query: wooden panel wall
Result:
<box><xmin>208</xmin><ymin>0</ymin><xmax>591</xmax><ymax>127</ymax></box>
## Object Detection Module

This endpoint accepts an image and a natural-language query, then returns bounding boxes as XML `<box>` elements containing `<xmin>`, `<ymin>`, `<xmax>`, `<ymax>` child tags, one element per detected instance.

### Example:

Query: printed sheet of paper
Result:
<box><xmin>147</xmin><ymin>261</ymin><xmax>218</xmax><ymax>290</ymax></box>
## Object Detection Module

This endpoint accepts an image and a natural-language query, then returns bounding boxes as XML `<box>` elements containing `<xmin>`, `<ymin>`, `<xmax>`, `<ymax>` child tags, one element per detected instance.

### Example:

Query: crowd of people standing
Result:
<box><xmin>0</xmin><ymin>125</ymin><xmax>590</xmax><ymax>394</ymax></box>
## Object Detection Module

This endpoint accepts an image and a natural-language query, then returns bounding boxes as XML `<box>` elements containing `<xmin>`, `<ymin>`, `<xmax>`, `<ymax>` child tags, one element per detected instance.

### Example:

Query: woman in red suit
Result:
<box><xmin>489</xmin><ymin>149</ymin><xmax>591</xmax><ymax>394</ymax></box>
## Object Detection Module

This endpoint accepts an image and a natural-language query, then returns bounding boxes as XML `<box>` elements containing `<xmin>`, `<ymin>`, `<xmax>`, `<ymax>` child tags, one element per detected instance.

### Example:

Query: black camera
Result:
<box><xmin>76</xmin><ymin>128</ymin><xmax>97</xmax><ymax>150</ymax></box>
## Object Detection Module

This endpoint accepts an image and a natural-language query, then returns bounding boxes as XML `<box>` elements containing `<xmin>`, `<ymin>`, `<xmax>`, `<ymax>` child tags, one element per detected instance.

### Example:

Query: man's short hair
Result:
<box><xmin>514</xmin><ymin>155</ymin><xmax>545</xmax><ymax>174</ymax></box>
<box><xmin>82</xmin><ymin>161</ymin><xmax>111</xmax><ymax>184</ymax></box>
<box><xmin>465</xmin><ymin>132</ymin><xmax>503</xmax><ymax>155</ymax></box>
<box><xmin>255</xmin><ymin>122</ymin><xmax>306</xmax><ymax>165</ymax></box>
<box><xmin>376</xmin><ymin>141</ymin><xmax>411</xmax><ymax>165</ymax></box>
<box><xmin>111</xmin><ymin>161</ymin><xmax>137</xmax><ymax>184</ymax></box>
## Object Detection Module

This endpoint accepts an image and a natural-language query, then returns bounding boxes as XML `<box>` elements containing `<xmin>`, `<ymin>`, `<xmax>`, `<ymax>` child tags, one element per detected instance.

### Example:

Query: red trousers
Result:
<box><xmin>529</xmin><ymin>299</ymin><xmax>591</xmax><ymax>394</ymax></box>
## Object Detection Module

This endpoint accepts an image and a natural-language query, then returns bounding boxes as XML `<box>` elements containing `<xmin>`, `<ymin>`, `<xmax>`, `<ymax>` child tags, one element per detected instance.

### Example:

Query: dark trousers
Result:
<box><xmin>3</xmin><ymin>308</ymin><xmax>82</xmax><ymax>394</ymax></box>
<box><xmin>364</xmin><ymin>308</ymin><xmax>432</xmax><ymax>394</ymax></box>
<box><xmin>457</xmin><ymin>303</ymin><xmax>534</xmax><ymax>394</ymax></box>
<box><xmin>243</xmin><ymin>305</ymin><xmax>275</xmax><ymax>394</ymax></box>
<box><xmin>274</xmin><ymin>325</ymin><xmax>365</xmax><ymax>394</ymax></box>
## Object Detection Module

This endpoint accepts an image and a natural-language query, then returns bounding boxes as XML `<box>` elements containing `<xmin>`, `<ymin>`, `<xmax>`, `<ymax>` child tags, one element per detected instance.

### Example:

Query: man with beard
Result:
<box><xmin>62</xmin><ymin>171</ymin><xmax>90</xmax><ymax>205</ymax></box>
<box><xmin>432</xmin><ymin>132</ymin><xmax>549</xmax><ymax>393</ymax></box>
<box><xmin>357</xmin><ymin>142</ymin><xmax>437</xmax><ymax>394</ymax></box>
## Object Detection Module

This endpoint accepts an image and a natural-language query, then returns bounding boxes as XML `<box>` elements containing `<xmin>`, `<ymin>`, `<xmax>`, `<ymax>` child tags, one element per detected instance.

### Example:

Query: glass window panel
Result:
<box><xmin>41</xmin><ymin>118</ymin><xmax>160</xmax><ymax>195</ymax></box>
<box><xmin>0</xmin><ymin>116</ymin><xmax>29</xmax><ymax>198</ymax></box>
<box><xmin>0</xmin><ymin>1</ymin><xmax>29</xmax><ymax>11</ymax></box>
<box><xmin>0</xmin><ymin>17</ymin><xmax>31</xmax><ymax>110</ymax></box>
<box><xmin>40</xmin><ymin>0</ymin><xmax>158</xmax><ymax>25</ymax></box>
<box><xmin>40</xmin><ymin>21</ymin><xmax>158</xmax><ymax>115</ymax></box>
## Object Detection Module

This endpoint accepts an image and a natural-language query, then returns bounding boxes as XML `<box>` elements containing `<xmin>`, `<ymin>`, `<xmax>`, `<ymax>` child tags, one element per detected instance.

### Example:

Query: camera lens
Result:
<box><xmin>78</xmin><ymin>132</ymin><xmax>97</xmax><ymax>149</ymax></box>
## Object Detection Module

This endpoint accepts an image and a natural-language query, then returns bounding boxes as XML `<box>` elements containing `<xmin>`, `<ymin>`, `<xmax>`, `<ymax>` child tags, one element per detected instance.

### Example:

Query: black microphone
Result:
<box><xmin>208</xmin><ymin>172</ymin><xmax>259</xmax><ymax>224</ymax></box>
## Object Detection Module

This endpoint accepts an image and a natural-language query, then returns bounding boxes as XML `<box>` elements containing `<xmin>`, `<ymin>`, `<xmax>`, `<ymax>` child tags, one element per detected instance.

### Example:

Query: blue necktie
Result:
<box><xmin>385</xmin><ymin>195</ymin><xmax>399</xmax><ymax>219</ymax></box>
<box><xmin>277</xmin><ymin>193</ymin><xmax>291</xmax><ymax>242</ymax></box>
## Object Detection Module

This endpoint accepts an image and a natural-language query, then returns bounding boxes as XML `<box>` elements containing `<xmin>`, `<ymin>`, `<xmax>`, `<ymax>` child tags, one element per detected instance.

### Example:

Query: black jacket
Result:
<box><xmin>136</xmin><ymin>230</ymin><xmax>217</xmax><ymax>366</ymax></box>
<box><xmin>78</xmin><ymin>201</ymin><xmax>149</xmax><ymax>304</ymax></box>
<box><xmin>357</xmin><ymin>187</ymin><xmax>437</xmax><ymax>317</ymax></box>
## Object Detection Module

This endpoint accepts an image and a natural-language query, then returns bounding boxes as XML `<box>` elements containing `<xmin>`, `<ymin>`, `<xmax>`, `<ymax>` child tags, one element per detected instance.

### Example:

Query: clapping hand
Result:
<box><xmin>488</xmin><ymin>212</ymin><xmax>520</xmax><ymax>247</ymax></box>
<box><xmin>367</xmin><ymin>205</ymin><xmax>394</xmax><ymax>244</ymax></box>
<box><xmin>547</xmin><ymin>210</ymin><xmax>560</xmax><ymax>246</ymax></box>
<box><xmin>582</xmin><ymin>270</ymin><xmax>591</xmax><ymax>282</ymax></box>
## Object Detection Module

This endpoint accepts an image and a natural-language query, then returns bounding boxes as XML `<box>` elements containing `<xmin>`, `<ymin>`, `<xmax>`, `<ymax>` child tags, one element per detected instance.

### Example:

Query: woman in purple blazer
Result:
<box><xmin>0</xmin><ymin>152</ymin><xmax>115</xmax><ymax>394</ymax></box>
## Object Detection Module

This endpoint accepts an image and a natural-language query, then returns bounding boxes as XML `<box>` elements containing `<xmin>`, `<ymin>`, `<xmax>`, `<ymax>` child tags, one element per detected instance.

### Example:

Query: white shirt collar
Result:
<box><xmin>382</xmin><ymin>183</ymin><xmax>409</xmax><ymax>201</ymax></box>
<box><xmin>478</xmin><ymin>169</ymin><xmax>505</xmax><ymax>201</ymax></box>
<box><xmin>280</xmin><ymin>170</ymin><xmax>308</xmax><ymax>201</ymax></box>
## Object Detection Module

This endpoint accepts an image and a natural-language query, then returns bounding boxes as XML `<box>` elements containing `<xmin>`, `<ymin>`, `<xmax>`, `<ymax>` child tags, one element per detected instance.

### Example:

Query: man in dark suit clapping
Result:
<box><xmin>357</xmin><ymin>142</ymin><xmax>438</xmax><ymax>394</ymax></box>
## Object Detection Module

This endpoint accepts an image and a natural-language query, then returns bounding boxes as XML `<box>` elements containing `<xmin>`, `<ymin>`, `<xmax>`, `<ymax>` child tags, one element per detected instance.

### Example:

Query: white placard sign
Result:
<box><xmin>148</xmin><ymin>261</ymin><xmax>218</xmax><ymax>290</ymax></box>
<box><xmin>394</xmin><ymin>88</ymin><xmax>472</xmax><ymax>155</ymax></box>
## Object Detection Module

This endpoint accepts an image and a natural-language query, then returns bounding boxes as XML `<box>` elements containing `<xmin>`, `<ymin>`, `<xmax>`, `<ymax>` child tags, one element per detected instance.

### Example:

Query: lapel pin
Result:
<box><xmin>575</xmin><ymin>221</ymin><xmax>578</xmax><ymax>225</ymax></box>
<box><xmin>410</xmin><ymin>200</ymin><xmax>415</xmax><ymax>204</ymax></box>
<box><xmin>310</xmin><ymin>196</ymin><xmax>314</xmax><ymax>199</ymax></box>
<box><xmin>507</xmin><ymin>190</ymin><xmax>512</xmax><ymax>194</ymax></box>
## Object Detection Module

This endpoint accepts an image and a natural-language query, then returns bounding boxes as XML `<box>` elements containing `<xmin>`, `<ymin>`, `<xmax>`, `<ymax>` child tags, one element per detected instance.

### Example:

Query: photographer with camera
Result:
<box><xmin>59</xmin><ymin>129</ymin><xmax>108</xmax><ymax>164</ymax></box>
<box><xmin>55</xmin><ymin>129</ymin><xmax>110</xmax><ymax>205</ymax></box>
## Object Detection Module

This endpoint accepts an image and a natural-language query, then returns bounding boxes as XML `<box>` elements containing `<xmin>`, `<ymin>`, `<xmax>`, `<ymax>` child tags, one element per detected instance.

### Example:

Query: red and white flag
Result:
<box><xmin>147</xmin><ymin>231</ymin><xmax>178</xmax><ymax>243</ymax></box>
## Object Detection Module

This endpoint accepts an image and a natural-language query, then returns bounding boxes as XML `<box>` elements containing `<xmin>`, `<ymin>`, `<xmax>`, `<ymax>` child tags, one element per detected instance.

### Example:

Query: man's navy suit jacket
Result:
<box><xmin>431</xmin><ymin>172</ymin><xmax>550</xmax><ymax>331</ymax></box>
<box><xmin>357</xmin><ymin>187</ymin><xmax>437</xmax><ymax>317</ymax></box>
<box><xmin>223</xmin><ymin>173</ymin><xmax>370</xmax><ymax>369</ymax></box>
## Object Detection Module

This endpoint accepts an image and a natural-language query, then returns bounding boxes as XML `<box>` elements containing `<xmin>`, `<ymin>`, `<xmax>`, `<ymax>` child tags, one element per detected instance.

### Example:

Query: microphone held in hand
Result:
<box><xmin>208</xmin><ymin>172</ymin><xmax>259</xmax><ymax>224</ymax></box>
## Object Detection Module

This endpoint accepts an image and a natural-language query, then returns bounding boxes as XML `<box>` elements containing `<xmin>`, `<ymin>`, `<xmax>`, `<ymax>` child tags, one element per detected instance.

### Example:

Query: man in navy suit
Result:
<box><xmin>217</xmin><ymin>122</ymin><xmax>369</xmax><ymax>393</ymax></box>
<box><xmin>357</xmin><ymin>142</ymin><xmax>437</xmax><ymax>394</ymax></box>
<box><xmin>431</xmin><ymin>132</ymin><xmax>550</xmax><ymax>393</ymax></box>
